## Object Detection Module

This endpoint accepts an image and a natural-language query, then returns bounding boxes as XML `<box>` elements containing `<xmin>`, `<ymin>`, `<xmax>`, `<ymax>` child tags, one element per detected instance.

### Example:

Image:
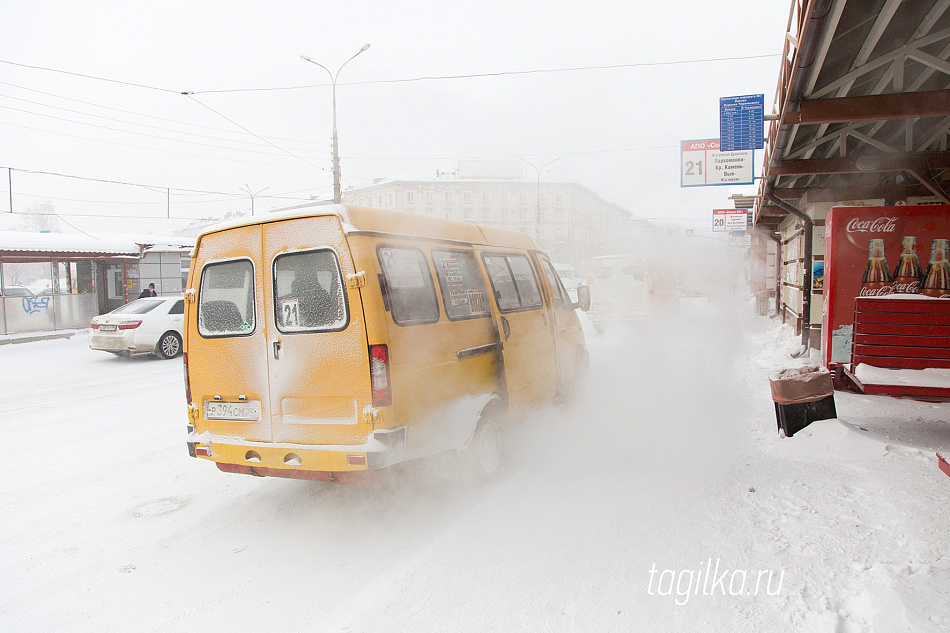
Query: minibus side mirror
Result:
<box><xmin>574</xmin><ymin>285</ymin><xmax>591</xmax><ymax>312</ymax></box>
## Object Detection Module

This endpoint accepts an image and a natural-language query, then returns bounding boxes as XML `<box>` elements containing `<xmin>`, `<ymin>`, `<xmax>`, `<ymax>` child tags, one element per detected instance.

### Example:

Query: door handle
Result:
<box><xmin>273</xmin><ymin>340</ymin><xmax>281</xmax><ymax>360</ymax></box>
<box><xmin>501</xmin><ymin>316</ymin><xmax>511</xmax><ymax>341</ymax></box>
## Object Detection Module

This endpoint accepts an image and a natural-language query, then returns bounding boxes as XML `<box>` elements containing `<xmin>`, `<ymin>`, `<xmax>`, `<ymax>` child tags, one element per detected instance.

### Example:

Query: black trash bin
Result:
<box><xmin>769</xmin><ymin>365</ymin><xmax>837</xmax><ymax>437</ymax></box>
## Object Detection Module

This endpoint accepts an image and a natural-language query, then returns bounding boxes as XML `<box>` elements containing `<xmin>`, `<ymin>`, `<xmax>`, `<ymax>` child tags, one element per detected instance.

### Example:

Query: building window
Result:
<box><xmin>500</xmin><ymin>209</ymin><xmax>508</xmax><ymax>221</ymax></box>
<box><xmin>463</xmin><ymin>208</ymin><xmax>472</xmax><ymax>220</ymax></box>
<box><xmin>445</xmin><ymin>209</ymin><xmax>454</xmax><ymax>219</ymax></box>
<box><xmin>519</xmin><ymin>209</ymin><xmax>527</xmax><ymax>222</ymax></box>
<box><xmin>463</xmin><ymin>192</ymin><xmax>471</xmax><ymax>203</ymax></box>
<box><xmin>444</xmin><ymin>192</ymin><xmax>452</xmax><ymax>203</ymax></box>
<box><xmin>426</xmin><ymin>208</ymin><xmax>434</xmax><ymax>216</ymax></box>
<box><xmin>519</xmin><ymin>192</ymin><xmax>527</xmax><ymax>204</ymax></box>
<box><xmin>426</xmin><ymin>192</ymin><xmax>433</xmax><ymax>203</ymax></box>
<box><xmin>388</xmin><ymin>193</ymin><xmax>394</xmax><ymax>207</ymax></box>
<box><xmin>555</xmin><ymin>193</ymin><xmax>563</xmax><ymax>204</ymax></box>
<box><xmin>407</xmin><ymin>192</ymin><xmax>415</xmax><ymax>204</ymax></box>
<box><xmin>482</xmin><ymin>209</ymin><xmax>491</xmax><ymax>221</ymax></box>
<box><xmin>500</xmin><ymin>192</ymin><xmax>508</xmax><ymax>203</ymax></box>
<box><xmin>482</xmin><ymin>192</ymin><xmax>490</xmax><ymax>204</ymax></box>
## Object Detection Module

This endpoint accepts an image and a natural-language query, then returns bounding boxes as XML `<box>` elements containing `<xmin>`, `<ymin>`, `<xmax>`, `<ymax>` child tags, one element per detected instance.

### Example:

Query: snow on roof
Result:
<box><xmin>0</xmin><ymin>231</ymin><xmax>194</xmax><ymax>256</ymax></box>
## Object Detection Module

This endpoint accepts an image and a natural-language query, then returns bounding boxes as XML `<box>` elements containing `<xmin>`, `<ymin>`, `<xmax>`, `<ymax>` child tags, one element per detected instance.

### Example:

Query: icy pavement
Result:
<box><xmin>0</xmin><ymin>294</ymin><xmax>947</xmax><ymax>632</ymax></box>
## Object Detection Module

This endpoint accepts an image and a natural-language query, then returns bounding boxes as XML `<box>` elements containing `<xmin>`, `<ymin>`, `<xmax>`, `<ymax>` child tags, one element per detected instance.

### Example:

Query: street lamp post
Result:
<box><xmin>240</xmin><ymin>184</ymin><xmax>269</xmax><ymax>216</ymax></box>
<box><xmin>301</xmin><ymin>44</ymin><xmax>371</xmax><ymax>204</ymax></box>
<box><xmin>521</xmin><ymin>157</ymin><xmax>560</xmax><ymax>243</ymax></box>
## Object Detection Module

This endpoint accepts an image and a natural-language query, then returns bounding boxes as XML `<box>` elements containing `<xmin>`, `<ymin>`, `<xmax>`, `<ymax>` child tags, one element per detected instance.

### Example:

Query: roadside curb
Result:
<box><xmin>0</xmin><ymin>330</ymin><xmax>84</xmax><ymax>346</ymax></box>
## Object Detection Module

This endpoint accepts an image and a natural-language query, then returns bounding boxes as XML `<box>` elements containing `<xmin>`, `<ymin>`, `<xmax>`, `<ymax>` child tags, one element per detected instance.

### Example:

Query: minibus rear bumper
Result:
<box><xmin>186</xmin><ymin>426</ymin><xmax>406</xmax><ymax>483</ymax></box>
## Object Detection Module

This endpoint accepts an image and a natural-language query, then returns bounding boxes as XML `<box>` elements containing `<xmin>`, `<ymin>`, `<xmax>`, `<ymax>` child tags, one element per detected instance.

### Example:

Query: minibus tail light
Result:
<box><xmin>369</xmin><ymin>344</ymin><xmax>391</xmax><ymax>407</ymax></box>
<box><xmin>118</xmin><ymin>320</ymin><xmax>142</xmax><ymax>330</ymax></box>
<box><xmin>183</xmin><ymin>352</ymin><xmax>192</xmax><ymax>404</ymax></box>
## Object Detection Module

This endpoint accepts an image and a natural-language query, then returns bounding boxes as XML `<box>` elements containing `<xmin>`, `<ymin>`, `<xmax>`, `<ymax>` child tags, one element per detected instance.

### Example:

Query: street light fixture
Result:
<box><xmin>521</xmin><ymin>157</ymin><xmax>560</xmax><ymax>242</ymax></box>
<box><xmin>240</xmin><ymin>184</ymin><xmax>269</xmax><ymax>216</ymax></box>
<box><xmin>300</xmin><ymin>44</ymin><xmax>371</xmax><ymax>204</ymax></box>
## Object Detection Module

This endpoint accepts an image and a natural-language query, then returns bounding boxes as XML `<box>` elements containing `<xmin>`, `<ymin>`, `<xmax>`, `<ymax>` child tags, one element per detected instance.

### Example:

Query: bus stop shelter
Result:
<box><xmin>0</xmin><ymin>231</ymin><xmax>193</xmax><ymax>336</ymax></box>
<box><xmin>752</xmin><ymin>0</ymin><xmax>950</xmax><ymax>349</ymax></box>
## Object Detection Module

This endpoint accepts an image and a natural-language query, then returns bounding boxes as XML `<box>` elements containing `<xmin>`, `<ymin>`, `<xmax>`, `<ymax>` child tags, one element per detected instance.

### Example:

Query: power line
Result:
<box><xmin>0</xmin><ymin>120</ymin><xmax>317</xmax><ymax>168</ymax></box>
<box><xmin>0</xmin><ymin>58</ymin><xmax>179</xmax><ymax>94</ymax></box>
<box><xmin>0</xmin><ymin>79</ymin><xmax>331</xmax><ymax>148</ymax></box>
<box><xmin>1</xmin><ymin>53</ymin><xmax>780</xmax><ymax>97</ymax></box>
<box><xmin>0</xmin><ymin>91</ymin><xmax>326</xmax><ymax>152</ymax></box>
<box><xmin>0</xmin><ymin>102</ymin><xmax>325</xmax><ymax>158</ymax></box>
<box><xmin>183</xmin><ymin>94</ymin><xmax>329</xmax><ymax>172</ymax></box>
<box><xmin>191</xmin><ymin>53</ymin><xmax>782</xmax><ymax>94</ymax></box>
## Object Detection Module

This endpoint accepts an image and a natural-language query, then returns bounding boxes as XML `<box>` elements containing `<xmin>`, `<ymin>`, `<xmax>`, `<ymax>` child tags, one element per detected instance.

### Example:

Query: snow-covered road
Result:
<box><xmin>1</xmin><ymin>295</ymin><xmax>948</xmax><ymax>632</ymax></box>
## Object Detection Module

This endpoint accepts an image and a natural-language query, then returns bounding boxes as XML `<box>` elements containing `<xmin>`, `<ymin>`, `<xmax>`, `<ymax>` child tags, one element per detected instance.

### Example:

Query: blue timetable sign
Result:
<box><xmin>720</xmin><ymin>94</ymin><xmax>764</xmax><ymax>152</ymax></box>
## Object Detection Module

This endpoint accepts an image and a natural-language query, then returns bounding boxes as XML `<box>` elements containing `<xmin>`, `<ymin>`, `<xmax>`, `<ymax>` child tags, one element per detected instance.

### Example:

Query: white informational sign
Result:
<box><xmin>681</xmin><ymin>139</ymin><xmax>754</xmax><ymax>187</ymax></box>
<box><xmin>712</xmin><ymin>209</ymin><xmax>749</xmax><ymax>232</ymax></box>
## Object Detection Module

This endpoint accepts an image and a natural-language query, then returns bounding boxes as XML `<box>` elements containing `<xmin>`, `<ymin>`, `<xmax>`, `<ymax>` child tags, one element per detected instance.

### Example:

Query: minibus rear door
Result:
<box><xmin>262</xmin><ymin>215</ymin><xmax>374</xmax><ymax>445</ymax></box>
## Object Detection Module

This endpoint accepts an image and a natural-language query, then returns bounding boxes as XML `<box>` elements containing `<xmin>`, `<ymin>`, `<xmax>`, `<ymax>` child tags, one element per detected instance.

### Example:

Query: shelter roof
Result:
<box><xmin>755</xmin><ymin>0</ymin><xmax>950</xmax><ymax>229</ymax></box>
<box><xmin>0</xmin><ymin>231</ymin><xmax>195</xmax><ymax>261</ymax></box>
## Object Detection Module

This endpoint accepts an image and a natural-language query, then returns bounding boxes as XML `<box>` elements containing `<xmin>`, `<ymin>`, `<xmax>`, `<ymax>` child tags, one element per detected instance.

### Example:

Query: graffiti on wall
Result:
<box><xmin>21</xmin><ymin>296</ymin><xmax>51</xmax><ymax>314</ymax></box>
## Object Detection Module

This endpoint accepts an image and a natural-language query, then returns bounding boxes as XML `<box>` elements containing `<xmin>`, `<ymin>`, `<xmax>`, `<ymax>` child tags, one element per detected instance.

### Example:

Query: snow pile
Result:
<box><xmin>855</xmin><ymin>363</ymin><xmax>950</xmax><ymax>389</ymax></box>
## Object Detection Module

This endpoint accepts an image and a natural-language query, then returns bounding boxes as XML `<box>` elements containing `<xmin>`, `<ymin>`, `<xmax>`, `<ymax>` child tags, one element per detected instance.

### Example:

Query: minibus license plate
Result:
<box><xmin>98</xmin><ymin>325</ymin><xmax>117</xmax><ymax>332</ymax></box>
<box><xmin>204</xmin><ymin>400</ymin><xmax>261</xmax><ymax>421</ymax></box>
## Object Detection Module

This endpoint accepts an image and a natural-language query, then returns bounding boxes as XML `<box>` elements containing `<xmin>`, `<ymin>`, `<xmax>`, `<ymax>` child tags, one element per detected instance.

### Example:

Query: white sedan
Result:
<box><xmin>89</xmin><ymin>296</ymin><xmax>185</xmax><ymax>359</ymax></box>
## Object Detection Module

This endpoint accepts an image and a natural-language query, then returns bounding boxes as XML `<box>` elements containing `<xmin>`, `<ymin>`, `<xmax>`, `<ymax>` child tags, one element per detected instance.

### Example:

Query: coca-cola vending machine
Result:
<box><xmin>822</xmin><ymin>204</ymin><xmax>950</xmax><ymax>369</ymax></box>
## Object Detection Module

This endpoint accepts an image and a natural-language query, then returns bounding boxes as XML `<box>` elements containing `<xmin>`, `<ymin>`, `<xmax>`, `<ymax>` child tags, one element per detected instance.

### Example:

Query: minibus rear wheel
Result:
<box><xmin>462</xmin><ymin>415</ymin><xmax>503</xmax><ymax>483</ymax></box>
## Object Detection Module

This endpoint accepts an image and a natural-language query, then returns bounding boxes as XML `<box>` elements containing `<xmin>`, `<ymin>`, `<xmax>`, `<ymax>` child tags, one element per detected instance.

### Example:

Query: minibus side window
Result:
<box><xmin>198</xmin><ymin>259</ymin><xmax>255</xmax><ymax>337</ymax></box>
<box><xmin>540</xmin><ymin>259</ymin><xmax>573</xmax><ymax>311</ymax></box>
<box><xmin>377</xmin><ymin>246</ymin><xmax>440</xmax><ymax>325</ymax></box>
<box><xmin>483</xmin><ymin>254</ymin><xmax>543</xmax><ymax>312</ymax></box>
<box><xmin>273</xmin><ymin>249</ymin><xmax>349</xmax><ymax>333</ymax></box>
<box><xmin>432</xmin><ymin>250</ymin><xmax>491</xmax><ymax>320</ymax></box>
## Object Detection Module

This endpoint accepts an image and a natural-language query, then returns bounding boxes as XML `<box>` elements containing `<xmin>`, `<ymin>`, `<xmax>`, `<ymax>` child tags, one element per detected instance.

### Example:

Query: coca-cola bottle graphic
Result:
<box><xmin>860</xmin><ymin>238</ymin><xmax>893</xmax><ymax>296</ymax></box>
<box><xmin>920</xmin><ymin>238</ymin><xmax>950</xmax><ymax>298</ymax></box>
<box><xmin>892</xmin><ymin>236</ymin><xmax>922</xmax><ymax>294</ymax></box>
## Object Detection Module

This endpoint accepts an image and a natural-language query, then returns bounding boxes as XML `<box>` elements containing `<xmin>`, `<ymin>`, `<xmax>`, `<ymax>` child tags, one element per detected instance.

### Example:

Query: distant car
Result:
<box><xmin>553</xmin><ymin>263</ymin><xmax>581</xmax><ymax>291</ymax></box>
<box><xmin>2</xmin><ymin>286</ymin><xmax>35</xmax><ymax>297</ymax></box>
<box><xmin>89</xmin><ymin>296</ymin><xmax>185</xmax><ymax>359</ymax></box>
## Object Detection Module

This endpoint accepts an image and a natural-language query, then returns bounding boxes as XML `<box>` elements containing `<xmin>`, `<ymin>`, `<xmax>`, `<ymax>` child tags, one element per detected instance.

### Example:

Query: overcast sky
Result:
<box><xmin>0</xmin><ymin>0</ymin><xmax>790</xmax><ymax>234</ymax></box>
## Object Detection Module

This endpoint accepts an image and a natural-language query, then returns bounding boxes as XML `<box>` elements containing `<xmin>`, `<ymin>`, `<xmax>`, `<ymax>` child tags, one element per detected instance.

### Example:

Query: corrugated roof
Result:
<box><xmin>0</xmin><ymin>231</ymin><xmax>195</xmax><ymax>258</ymax></box>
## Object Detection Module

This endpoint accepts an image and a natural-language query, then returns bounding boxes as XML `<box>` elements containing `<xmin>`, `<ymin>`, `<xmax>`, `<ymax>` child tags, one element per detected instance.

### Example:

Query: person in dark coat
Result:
<box><xmin>138</xmin><ymin>283</ymin><xmax>157</xmax><ymax>298</ymax></box>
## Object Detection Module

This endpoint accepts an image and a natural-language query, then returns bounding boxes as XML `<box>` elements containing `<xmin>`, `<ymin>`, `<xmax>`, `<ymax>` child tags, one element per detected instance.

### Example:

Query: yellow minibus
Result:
<box><xmin>184</xmin><ymin>204</ymin><xmax>590</xmax><ymax>483</ymax></box>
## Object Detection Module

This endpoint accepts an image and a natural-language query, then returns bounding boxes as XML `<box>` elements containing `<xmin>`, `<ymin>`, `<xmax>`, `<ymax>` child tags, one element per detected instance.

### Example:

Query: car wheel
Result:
<box><xmin>157</xmin><ymin>331</ymin><xmax>182</xmax><ymax>359</ymax></box>
<box><xmin>461</xmin><ymin>414</ymin><xmax>503</xmax><ymax>483</ymax></box>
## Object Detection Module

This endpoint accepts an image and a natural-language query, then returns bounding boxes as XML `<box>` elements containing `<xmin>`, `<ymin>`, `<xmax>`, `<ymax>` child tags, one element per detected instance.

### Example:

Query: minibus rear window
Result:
<box><xmin>377</xmin><ymin>246</ymin><xmax>440</xmax><ymax>326</ymax></box>
<box><xmin>483</xmin><ymin>254</ymin><xmax>543</xmax><ymax>312</ymax></box>
<box><xmin>198</xmin><ymin>259</ymin><xmax>255</xmax><ymax>337</ymax></box>
<box><xmin>273</xmin><ymin>249</ymin><xmax>349</xmax><ymax>333</ymax></box>
<box><xmin>432</xmin><ymin>250</ymin><xmax>491</xmax><ymax>320</ymax></box>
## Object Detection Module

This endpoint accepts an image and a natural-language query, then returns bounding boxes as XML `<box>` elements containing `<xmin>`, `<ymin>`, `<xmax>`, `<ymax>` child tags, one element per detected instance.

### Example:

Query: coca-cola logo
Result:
<box><xmin>846</xmin><ymin>217</ymin><xmax>898</xmax><ymax>233</ymax></box>
<box><xmin>859</xmin><ymin>285</ymin><xmax>893</xmax><ymax>297</ymax></box>
<box><xmin>893</xmin><ymin>281</ymin><xmax>920</xmax><ymax>294</ymax></box>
